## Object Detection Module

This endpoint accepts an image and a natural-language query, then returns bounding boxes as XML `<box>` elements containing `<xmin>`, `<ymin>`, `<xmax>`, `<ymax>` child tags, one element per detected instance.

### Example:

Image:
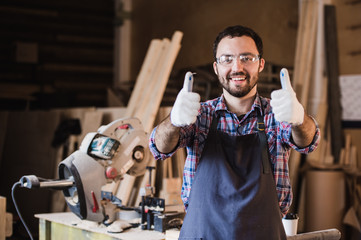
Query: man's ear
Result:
<box><xmin>213</xmin><ymin>62</ymin><xmax>218</xmax><ymax>75</ymax></box>
<box><xmin>259</xmin><ymin>58</ymin><xmax>265</xmax><ymax>73</ymax></box>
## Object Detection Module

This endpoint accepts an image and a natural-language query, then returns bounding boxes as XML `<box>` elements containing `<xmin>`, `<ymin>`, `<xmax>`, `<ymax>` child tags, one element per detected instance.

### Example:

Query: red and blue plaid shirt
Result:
<box><xmin>149</xmin><ymin>93</ymin><xmax>320</xmax><ymax>215</ymax></box>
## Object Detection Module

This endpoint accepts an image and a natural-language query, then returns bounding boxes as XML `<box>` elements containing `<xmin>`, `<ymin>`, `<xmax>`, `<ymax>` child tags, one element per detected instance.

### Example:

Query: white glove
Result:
<box><xmin>170</xmin><ymin>72</ymin><xmax>201</xmax><ymax>127</ymax></box>
<box><xmin>270</xmin><ymin>68</ymin><xmax>304</xmax><ymax>126</ymax></box>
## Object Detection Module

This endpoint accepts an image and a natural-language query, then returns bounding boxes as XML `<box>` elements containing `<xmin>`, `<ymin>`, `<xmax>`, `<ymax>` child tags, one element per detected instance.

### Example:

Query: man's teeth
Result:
<box><xmin>231</xmin><ymin>77</ymin><xmax>246</xmax><ymax>81</ymax></box>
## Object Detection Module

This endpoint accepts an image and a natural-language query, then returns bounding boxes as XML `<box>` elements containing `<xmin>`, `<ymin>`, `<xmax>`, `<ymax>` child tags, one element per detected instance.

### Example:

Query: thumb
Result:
<box><xmin>183</xmin><ymin>71</ymin><xmax>195</xmax><ymax>92</ymax></box>
<box><xmin>280</xmin><ymin>68</ymin><xmax>293</xmax><ymax>91</ymax></box>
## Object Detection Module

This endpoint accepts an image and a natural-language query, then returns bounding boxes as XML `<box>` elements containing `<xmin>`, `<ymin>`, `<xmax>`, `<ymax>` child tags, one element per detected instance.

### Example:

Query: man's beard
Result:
<box><xmin>218</xmin><ymin>71</ymin><xmax>259</xmax><ymax>98</ymax></box>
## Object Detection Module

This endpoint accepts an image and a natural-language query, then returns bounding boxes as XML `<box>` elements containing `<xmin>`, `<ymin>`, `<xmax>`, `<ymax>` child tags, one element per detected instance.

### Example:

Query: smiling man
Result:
<box><xmin>149</xmin><ymin>25</ymin><xmax>320</xmax><ymax>239</ymax></box>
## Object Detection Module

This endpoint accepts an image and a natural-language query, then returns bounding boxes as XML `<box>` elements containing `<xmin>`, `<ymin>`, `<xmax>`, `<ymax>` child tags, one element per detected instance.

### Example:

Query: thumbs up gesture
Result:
<box><xmin>170</xmin><ymin>72</ymin><xmax>201</xmax><ymax>127</ymax></box>
<box><xmin>270</xmin><ymin>68</ymin><xmax>304</xmax><ymax>126</ymax></box>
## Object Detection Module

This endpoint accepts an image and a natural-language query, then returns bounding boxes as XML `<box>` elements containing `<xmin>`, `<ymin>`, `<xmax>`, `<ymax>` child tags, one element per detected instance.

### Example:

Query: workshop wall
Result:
<box><xmin>1</xmin><ymin>0</ymin><xmax>361</xmax><ymax>238</ymax></box>
<box><xmin>0</xmin><ymin>0</ymin><xmax>115</xmax><ymax>110</ymax></box>
<box><xmin>131</xmin><ymin>0</ymin><xmax>299</xmax><ymax>82</ymax></box>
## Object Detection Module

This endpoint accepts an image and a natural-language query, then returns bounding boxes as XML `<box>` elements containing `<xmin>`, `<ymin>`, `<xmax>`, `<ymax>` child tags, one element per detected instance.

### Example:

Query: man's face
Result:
<box><xmin>213</xmin><ymin>36</ymin><xmax>265</xmax><ymax>98</ymax></box>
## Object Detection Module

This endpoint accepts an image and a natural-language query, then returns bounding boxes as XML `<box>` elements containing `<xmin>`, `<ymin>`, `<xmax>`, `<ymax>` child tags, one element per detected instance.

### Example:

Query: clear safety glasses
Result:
<box><xmin>216</xmin><ymin>53</ymin><xmax>260</xmax><ymax>67</ymax></box>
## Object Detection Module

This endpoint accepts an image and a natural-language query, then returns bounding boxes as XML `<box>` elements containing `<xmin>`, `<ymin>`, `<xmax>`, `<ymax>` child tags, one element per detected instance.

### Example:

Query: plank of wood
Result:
<box><xmin>0</xmin><ymin>196</ymin><xmax>5</xmax><ymax>240</ymax></box>
<box><xmin>116</xmin><ymin>40</ymin><xmax>165</xmax><ymax>206</ymax></box>
<box><xmin>133</xmin><ymin>33</ymin><xmax>183</xmax><ymax>205</ymax></box>
<box><xmin>288</xmin><ymin>2</ymin><xmax>322</xmax><ymax>224</ymax></box>
<box><xmin>289</xmin><ymin>0</ymin><xmax>319</xmax><ymax>195</ymax></box>
<box><xmin>295</xmin><ymin>0</ymin><xmax>318</xmax><ymax>107</ymax></box>
<box><xmin>325</xmin><ymin>4</ymin><xmax>344</xmax><ymax>163</ymax></box>
<box><xmin>350</xmin><ymin>146</ymin><xmax>357</xmax><ymax>168</ymax></box>
<box><xmin>5</xmin><ymin>213</ymin><xmax>12</xmax><ymax>238</ymax></box>
<box><xmin>0</xmin><ymin>196</ymin><xmax>12</xmax><ymax>239</ymax></box>
<box><xmin>134</xmin><ymin>38</ymin><xmax>170</xmax><ymax>125</ymax></box>
<box><xmin>116</xmin><ymin>31</ymin><xmax>183</xmax><ymax>206</ymax></box>
<box><xmin>141</xmin><ymin>31</ymin><xmax>183</xmax><ymax>133</ymax></box>
<box><xmin>116</xmin><ymin>175</ymin><xmax>136</xmax><ymax>206</ymax></box>
<box><xmin>344</xmin><ymin>134</ymin><xmax>351</xmax><ymax>165</ymax></box>
<box><xmin>125</xmin><ymin>39</ymin><xmax>163</xmax><ymax>118</ymax></box>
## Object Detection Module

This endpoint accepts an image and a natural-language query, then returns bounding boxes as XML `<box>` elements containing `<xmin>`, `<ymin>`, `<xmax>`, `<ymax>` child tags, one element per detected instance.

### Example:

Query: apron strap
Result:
<box><xmin>257</xmin><ymin>98</ymin><xmax>271</xmax><ymax>174</ymax></box>
<box><xmin>257</xmin><ymin>117</ymin><xmax>271</xmax><ymax>174</ymax></box>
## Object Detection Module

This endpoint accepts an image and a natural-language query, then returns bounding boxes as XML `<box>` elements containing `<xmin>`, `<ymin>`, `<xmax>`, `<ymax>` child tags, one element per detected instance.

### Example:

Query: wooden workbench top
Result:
<box><xmin>35</xmin><ymin>212</ymin><xmax>165</xmax><ymax>240</ymax></box>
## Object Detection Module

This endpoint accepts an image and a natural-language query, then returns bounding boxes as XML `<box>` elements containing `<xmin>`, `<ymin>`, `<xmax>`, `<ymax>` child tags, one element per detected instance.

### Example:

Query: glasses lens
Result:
<box><xmin>218</xmin><ymin>55</ymin><xmax>234</xmax><ymax>65</ymax></box>
<box><xmin>240</xmin><ymin>54</ymin><xmax>259</xmax><ymax>64</ymax></box>
<box><xmin>218</xmin><ymin>54</ymin><xmax>259</xmax><ymax>66</ymax></box>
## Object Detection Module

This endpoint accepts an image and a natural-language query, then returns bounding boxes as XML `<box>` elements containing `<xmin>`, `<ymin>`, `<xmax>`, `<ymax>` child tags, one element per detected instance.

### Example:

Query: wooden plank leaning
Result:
<box><xmin>324</xmin><ymin>5</ymin><xmax>343</xmax><ymax>163</ymax></box>
<box><xmin>116</xmin><ymin>39</ymin><xmax>165</xmax><ymax>206</ymax></box>
<box><xmin>135</xmin><ymin>38</ymin><xmax>171</xmax><ymax>127</ymax></box>
<box><xmin>117</xmin><ymin>31</ymin><xmax>183</xmax><ymax>206</ymax></box>
<box><xmin>0</xmin><ymin>196</ymin><xmax>13</xmax><ymax>240</ymax></box>
<box><xmin>133</xmin><ymin>31</ymin><xmax>183</xmax><ymax>206</ymax></box>
<box><xmin>126</xmin><ymin>39</ymin><xmax>163</xmax><ymax>118</ymax></box>
<box><xmin>117</xmin><ymin>39</ymin><xmax>169</xmax><ymax>206</ymax></box>
<box><xmin>288</xmin><ymin>0</ymin><xmax>319</xmax><ymax>219</ymax></box>
<box><xmin>289</xmin><ymin>0</ymin><xmax>318</xmax><ymax>190</ymax></box>
<box><xmin>142</xmin><ymin>31</ymin><xmax>183</xmax><ymax>133</ymax></box>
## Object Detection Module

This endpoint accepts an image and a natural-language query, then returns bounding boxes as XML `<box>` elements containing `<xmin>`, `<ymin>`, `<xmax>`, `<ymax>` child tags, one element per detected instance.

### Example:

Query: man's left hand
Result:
<box><xmin>270</xmin><ymin>68</ymin><xmax>304</xmax><ymax>126</ymax></box>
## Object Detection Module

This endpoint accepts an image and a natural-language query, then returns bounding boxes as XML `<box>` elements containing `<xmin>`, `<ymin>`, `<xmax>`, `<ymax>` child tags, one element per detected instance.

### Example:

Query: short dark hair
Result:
<box><xmin>213</xmin><ymin>25</ymin><xmax>263</xmax><ymax>61</ymax></box>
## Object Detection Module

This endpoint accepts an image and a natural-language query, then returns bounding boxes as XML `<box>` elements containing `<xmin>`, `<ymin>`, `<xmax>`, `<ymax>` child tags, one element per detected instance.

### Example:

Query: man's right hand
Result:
<box><xmin>170</xmin><ymin>72</ymin><xmax>201</xmax><ymax>127</ymax></box>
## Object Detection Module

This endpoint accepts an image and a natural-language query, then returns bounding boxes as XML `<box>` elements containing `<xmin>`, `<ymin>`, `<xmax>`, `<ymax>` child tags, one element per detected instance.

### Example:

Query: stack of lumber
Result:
<box><xmin>289</xmin><ymin>0</ymin><xmax>319</xmax><ymax>192</ymax></box>
<box><xmin>290</xmin><ymin>1</ymin><xmax>351</xmax><ymax>233</ymax></box>
<box><xmin>117</xmin><ymin>31</ymin><xmax>184</xmax><ymax>206</ymax></box>
<box><xmin>289</xmin><ymin>0</ymin><xmax>333</xmax><ymax>231</ymax></box>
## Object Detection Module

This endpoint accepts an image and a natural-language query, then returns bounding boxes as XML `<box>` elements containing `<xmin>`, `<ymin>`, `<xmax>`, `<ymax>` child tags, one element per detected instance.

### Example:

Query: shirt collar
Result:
<box><xmin>215</xmin><ymin>93</ymin><xmax>263</xmax><ymax>115</ymax></box>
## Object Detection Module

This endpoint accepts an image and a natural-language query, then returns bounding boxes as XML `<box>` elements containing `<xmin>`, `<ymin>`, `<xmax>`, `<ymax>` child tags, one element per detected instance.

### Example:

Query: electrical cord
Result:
<box><xmin>11</xmin><ymin>181</ymin><xmax>34</xmax><ymax>240</ymax></box>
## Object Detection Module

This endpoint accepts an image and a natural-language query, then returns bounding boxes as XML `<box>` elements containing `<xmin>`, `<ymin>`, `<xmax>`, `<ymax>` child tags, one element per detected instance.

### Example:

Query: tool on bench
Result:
<box><xmin>13</xmin><ymin>117</ymin><xmax>152</xmax><ymax>238</ymax></box>
<box><xmin>140</xmin><ymin>166</ymin><xmax>165</xmax><ymax>230</ymax></box>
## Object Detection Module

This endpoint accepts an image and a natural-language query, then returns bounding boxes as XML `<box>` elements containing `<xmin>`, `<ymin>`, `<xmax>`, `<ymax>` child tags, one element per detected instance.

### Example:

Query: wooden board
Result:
<box><xmin>118</xmin><ymin>31</ymin><xmax>183</xmax><ymax>206</ymax></box>
<box><xmin>0</xmin><ymin>196</ymin><xmax>5</xmax><ymax>240</ymax></box>
<box><xmin>324</xmin><ymin>5</ymin><xmax>344</xmax><ymax>163</ymax></box>
<box><xmin>289</xmin><ymin>0</ymin><xmax>319</xmax><ymax>214</ymax></box>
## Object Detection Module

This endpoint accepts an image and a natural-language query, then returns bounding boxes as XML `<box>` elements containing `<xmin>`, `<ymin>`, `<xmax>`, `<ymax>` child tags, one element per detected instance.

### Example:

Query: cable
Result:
<box><xmin>11</xmin><ymin>181</ymin><xmax>34</xmax><ymax>240</ymax></box>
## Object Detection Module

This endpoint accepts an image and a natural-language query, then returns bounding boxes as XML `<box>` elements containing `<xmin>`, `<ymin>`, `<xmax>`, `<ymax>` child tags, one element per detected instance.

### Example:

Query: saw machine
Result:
<box><xmin>13</xmin><ymin>117</ymin><xmax>165</xmax><ymax>237</ymax></box>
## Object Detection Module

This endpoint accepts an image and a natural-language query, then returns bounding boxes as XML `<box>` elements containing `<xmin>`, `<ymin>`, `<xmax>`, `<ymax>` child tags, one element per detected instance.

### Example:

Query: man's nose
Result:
<box><xmin>232</xmin><ymin>57</ymin><xmax>245</xmax><ymax>72</ymax></box>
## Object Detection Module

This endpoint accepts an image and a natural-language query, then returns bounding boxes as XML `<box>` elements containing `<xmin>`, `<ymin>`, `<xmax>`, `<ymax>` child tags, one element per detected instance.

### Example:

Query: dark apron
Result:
<box><xmin>179</xmin><ymin>106</ymin><xmax>287</xmax><ymax>240</ymax></box>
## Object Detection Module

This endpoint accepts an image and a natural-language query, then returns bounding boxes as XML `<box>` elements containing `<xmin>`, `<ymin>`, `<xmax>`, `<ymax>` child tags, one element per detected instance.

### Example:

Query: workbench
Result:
<box><xmin>35</xmin><ymin>212</ymin><xmax>165</xmax><ymax>240</ymax></box>
<box><xmin>35</xmin><ymin>212</ymin><xmax>341</xmax><ymax>240</ymax></box>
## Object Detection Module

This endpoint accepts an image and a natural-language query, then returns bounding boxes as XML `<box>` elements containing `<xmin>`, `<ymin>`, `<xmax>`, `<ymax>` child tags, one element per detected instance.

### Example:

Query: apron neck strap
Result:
<box><xmin>257</xmin><ymin>96</ymin><xmax>271</xmax><ymax>174</ymax></box>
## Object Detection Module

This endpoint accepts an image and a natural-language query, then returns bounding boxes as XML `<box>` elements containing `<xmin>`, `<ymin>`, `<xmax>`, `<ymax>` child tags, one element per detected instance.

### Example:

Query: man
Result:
<box><xmin>149</xmin><ymin>25</ymin><xmax>320</xmax><ymax>239</ymax></box>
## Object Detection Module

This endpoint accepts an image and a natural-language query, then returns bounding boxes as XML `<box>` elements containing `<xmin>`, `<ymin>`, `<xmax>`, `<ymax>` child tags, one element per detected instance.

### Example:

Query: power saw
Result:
<box><xmin>19</xmin><ymin>117</ymin><xmax>151</xmax><ymax>223</ymax></box>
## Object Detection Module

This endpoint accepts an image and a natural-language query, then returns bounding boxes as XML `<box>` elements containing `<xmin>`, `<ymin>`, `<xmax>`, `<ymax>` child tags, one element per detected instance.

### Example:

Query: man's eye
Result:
<box><xmin>241</xmin><ymin>56</ymin><xmax>252</xmax><ymax>62</ymax></box>
<box><xmin>222</xmin><ymin>56</ymin><xmax>233</xmax><ymax>63</ymax></box>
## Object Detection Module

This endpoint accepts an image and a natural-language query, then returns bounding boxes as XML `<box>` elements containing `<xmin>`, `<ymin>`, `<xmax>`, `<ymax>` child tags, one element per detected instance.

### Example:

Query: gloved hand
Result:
<box><xmin>270</xmin><ymin>68</ymin><xmax>304</xmax><ymax>126</ymax></box>
<box><xmin>170</xmin><ymin>72</ymin><xmax>201</xmax><ymax>127</ymax></box>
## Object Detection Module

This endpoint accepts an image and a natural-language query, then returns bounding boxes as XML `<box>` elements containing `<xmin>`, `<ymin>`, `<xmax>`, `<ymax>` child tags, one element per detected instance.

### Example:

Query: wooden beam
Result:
<box><xmin>118</xmin><ymin>31</ymin><xmax>183</xmax><ymax>206</ymax></box>
<box><xmin>0</xmin><ymin>196</ymin><xmax>5</xmax><ymax>240</ymax></box>
<box><xmin>324</xmin><ymin>4</ymin><xmax>344</xmax><ymax>163</ymax></box>
<box><xmin>290</xmin><ymin>0</ymin><xmax>318</xmax><ymax>191</ymax></box>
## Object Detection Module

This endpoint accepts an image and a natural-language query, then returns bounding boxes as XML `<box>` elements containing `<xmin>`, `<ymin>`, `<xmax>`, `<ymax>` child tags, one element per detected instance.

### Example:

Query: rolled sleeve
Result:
<box><xmin>149</xmin><ymin>127</ymin><xmax>176</xmax><ymax>160</ymax></box>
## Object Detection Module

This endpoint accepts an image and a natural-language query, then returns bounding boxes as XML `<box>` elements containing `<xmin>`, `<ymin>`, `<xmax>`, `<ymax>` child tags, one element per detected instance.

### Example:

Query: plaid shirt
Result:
<box><xmin>149</xmin><ymin>93</ymin><xmax>320</xmax><ymax>215</ymax></box>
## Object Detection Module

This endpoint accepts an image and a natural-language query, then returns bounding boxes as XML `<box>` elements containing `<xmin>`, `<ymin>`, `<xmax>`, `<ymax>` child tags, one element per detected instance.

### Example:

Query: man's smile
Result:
<box><xmin>229</xmin><ymin>76</ymin><xmax>246</xmax><ymax>81</ymax></box>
